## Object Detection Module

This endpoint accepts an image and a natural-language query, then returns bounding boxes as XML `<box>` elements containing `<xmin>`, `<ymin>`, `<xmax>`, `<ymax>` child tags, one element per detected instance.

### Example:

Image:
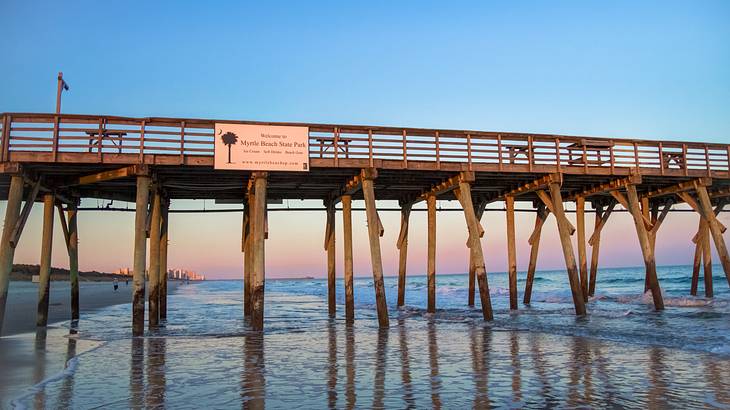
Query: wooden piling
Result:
<box><xmin>700</xmin><ymin>218</ymin><xmax>713</xmax><ymax>297</ymax></box>
<box><xmin>342</xmin><ymin>195</ymin><xmax>354</xmax><ymax>323</ymax></box>
<box><xmin>588</xmin><ymin>204</ymin><xmax>604</xmax><ymax>297</ymax></box>
<box><xmin>468</xmin><ymin>202</ymin><xmax>486</xmax><ymax>307</ymax></box>
<box><xmin>36</xmin><ymin>193</ymin><xmax>55</xmax><ymax>327</ymax></box>
<box><xmin>67</xmin><ymin>202</ymin><xmax>79</xmax><ymax>321</ymax></box>
<box><xmin>694</xmin><ymin>185</ymin><xmax>730</xmax><ymax>285</ymax></box>
<box><xmin>427</xmin><ymin>194</ymin><xmax>436</xmax><ymax>313</ymax></box>
<box><xmin>0</xmin><ymin>175</ymin><xmax>23</xmax><ymax>333</ymax></box>
<box><xmin>132</xmin><ymin>175</ymin><xmax>151</xmax><ymax>336</ymax></box>
<box><xmin>576</xmin><ymin>196</ymin><xmax>588</xmax><ymax>300</ymax></box>
<box><xmin>159</xmin><ymin>200</ymin><xmax>169</xmax><ymax>320</ymax></box>
<box><xmin>325</xmin><ymin>201</ymin><xmax>336</xmax><ymax>318</ymax></box>
<box><xmin>506</xmin><ymin>195</ymin><xmax>517</xmax><ymax>310</ymax></box>
<box><xmin>243</xmin><ymin>191</ymin><xmax>254</xmax><ymax>318</ymax></box>
<box><xmin>546</xmin><ymin>182</ymin><xmax>586</xmax><ymax>315</ymax></box>
<box><xmin>148</xmin><ymin>190</ymin><xmax>162</xmax><ymax>328</ymax></box>
<box><xmin>397</xmin><ymin>204</ymin><xmax>411</xmax><ymax>307</ymax></box>
<box><xmin>455</xmin><ymin>177</ymin><xmax>494</xmax><ymax>320</ymax></box>
<box><xmin>250</xmin><ymin>173</ymin><xmax>268</xmax><ymax>331</ymax></box>
<box><xmin>362</xmin><ymin>168</ymin><xmax>389</xmax><ymax>327</ymax></box>
<box><xmin>690</xmin><ymin>239</ymin><xmax>702</xmax><ymax>296</ymax></box>
<box><xmin>624</xmin><ymin>184</ymin><xmax>664</xmax><ymax>310</ymax></box>
<box><xmin>524</xmin><ymin>203</ymin><xmax>548</xmax><ymax>304</ymax></box>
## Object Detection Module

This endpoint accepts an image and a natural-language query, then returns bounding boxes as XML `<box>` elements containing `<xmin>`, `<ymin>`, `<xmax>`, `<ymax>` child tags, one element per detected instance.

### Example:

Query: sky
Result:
<box><xmin>1</xmin><ymin>1</ymin><xmax>729</xmax><ymax>279</ymax></box>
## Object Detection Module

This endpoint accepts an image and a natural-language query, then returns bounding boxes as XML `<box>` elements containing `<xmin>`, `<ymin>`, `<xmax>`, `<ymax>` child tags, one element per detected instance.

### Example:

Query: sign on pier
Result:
<box><xmin>214</xmin><ymin>124</ymin><xmax>309</xmax><ymax>171</ymax></box>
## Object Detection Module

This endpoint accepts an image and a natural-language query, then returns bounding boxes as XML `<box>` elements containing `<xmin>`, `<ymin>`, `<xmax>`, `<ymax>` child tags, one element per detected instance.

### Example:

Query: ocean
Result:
<box><xmin>3</xmin><ymin>265</ymin><xmax>730</xmax><ymax>408</ymax></box>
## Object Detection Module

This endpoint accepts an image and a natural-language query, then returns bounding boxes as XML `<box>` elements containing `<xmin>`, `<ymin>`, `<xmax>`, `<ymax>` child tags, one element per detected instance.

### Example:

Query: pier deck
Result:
<box><xmin>0</xmin><ymin>112</ymin><xmax>728</xmax><ymax>333</ymax></box>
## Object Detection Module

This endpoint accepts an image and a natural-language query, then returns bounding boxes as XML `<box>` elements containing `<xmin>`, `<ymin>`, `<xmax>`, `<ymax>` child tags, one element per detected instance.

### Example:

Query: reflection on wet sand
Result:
<box><xmin>398</xmin><ymin>318</ymin><xmax>415</xmax><ymax>409</ymax></box>
<box><xmin>241</xmin><ymin>333</ymin><xmax>265</xmax><ymax>410</ymax></box>
<box><xmin>327</xmin><ymin>320</ymin><xmax>337</xmax><ymax>409</ymax></box>
<box><xmin>9</xmin><ymin>318</ymin><xmax>730</xmax><ymax>408</ymax></box>
<box><xmin>527</xmin><ymin>332</ymin><xmax>551</xmax><ymax>405</ymax></box>
<box><xmin>56</xmin><ymin>326</ymin><xmax>77</xmax><ymax>408</ymax></box>
<box><xmin>427</xmin><ymin>319</ymin><xmax>441</xmax><ymax>409</ymax></box>
<box><xmin>345</xmin><ymin>325</ymin><xmax>356</xmax><ymax>409</ymax></box>
<box><xmin>647</xmin><ymin>347</ymin><xmax>668</xmax><ymax>408</ymax></box>
<box><xmin>130</xmin><ymin>337</ymin><xmax>144</xmax><ymax>408</ymax></box>
<box><xmin>470</xmin><ymin>323</ymin><xmax>490</xmax><ymax>408</ymax></box>
<box><xmin>706</xmin><ymin>355</ymin><xmax>730</xmax><ymax>406</ymax></box>
<box><xmin>510</xmin><ymin>331</ymin><xmax>521</xmax><ymax>405</ymax></box>
<box><xmin>372</xmin><ymin>328</ymin><xmax>388</xmax><ymax>409</ymax></box>
<box><xmin>146</xmin><ymin>337</ymin><xmax>167</xmax><ymax>408</ymax></box>
<box><xmin>33</xmin><ymin>328</ymin><xmax>47</xmax><ymax>410</ymax></box>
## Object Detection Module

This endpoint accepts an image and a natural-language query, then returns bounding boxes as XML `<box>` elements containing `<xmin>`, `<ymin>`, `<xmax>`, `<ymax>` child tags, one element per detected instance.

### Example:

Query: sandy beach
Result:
<box><xmin>1</xmin><ymin>280</ymin><xmax>180</xmax><ymax>337</ymax></box>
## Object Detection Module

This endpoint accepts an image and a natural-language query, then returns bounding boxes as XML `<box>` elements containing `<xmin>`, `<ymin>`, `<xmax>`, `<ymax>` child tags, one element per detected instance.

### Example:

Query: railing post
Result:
<box><xmin>633</xmin><ymin>142</ymin><xmax>639</xmax><ymax>169</ymax></box>
<box><xmin>179</xmin><ymin>121</ymin><xmax>186</xmax><ymax>165</ymax></box>
<box><xmin>609</xmin><ymin>141</ymin><xmax>615</xmax><ymax>174</ymax></box>
<box><xmin>682</xmin><ymin>144</ymin><xmax>688</xmax><ymax>176</ymax></box>
<box><xmin>97</xmin><ymin>118</ymin><xmax>104</xmax><ymax>161</ymax></box>
<box><xmin>333</xmin><ymin>127</ymin><xmax>339</xmax><ymax>167</ymax></box>
<box><xmin>555</xmin><ymin>138</ymin><xmax>561</xmax><ymax>172</ymax></box>
<box><xmin>139</xmin><ymin>120</ymin><xmax>146</xmax><ymax>164</ymax></box>
<box><xmin>727</xmin><ymin>146</ymin><xmax>730</xmax><ymax>179</ymax></box>
<box><xmin>497</xmin><ymin>134</ymin><xmax>503</xmax><ymax>170</ymax></box>
<box><xmin>402</xmin><ymin>130</ymin><xmax>408</xmax><ymax>169</ymax></box>
<box><xmin>528</xmin><ymin>135</ymin><xmax>534</xmax><ymax>172</ymax></box>
<box><xmin>52</xmin><ymin>115</ymin><xmax>60</xmax><ymax>162</ymax></box>
<box><xmin>705</xmin><ymin>144</ymin><xmax>711</xmax><ymax>177</ymax></box>
<box><xmin>435</xmin><ymin>131</ymin><xmax>440</xmax><ymax>168</ymax></box>
<box><xmin>1</xmin><ymin>115</ymin><xmax>10</xmax><ymax>162</ymax></box>
<box><xmin>467</xmin><ymin>133</ymin><xmax>473</xmax><ymax>171</ymax></box>
<box><xmin>368</xmin><ymin>129</ymin><xmax>374</xmax><ymax>168</ymax></box>
<box><xmin>658</xmin><ymin>142</ymin><xmax>665</xmax><ymax>175</ymax></box>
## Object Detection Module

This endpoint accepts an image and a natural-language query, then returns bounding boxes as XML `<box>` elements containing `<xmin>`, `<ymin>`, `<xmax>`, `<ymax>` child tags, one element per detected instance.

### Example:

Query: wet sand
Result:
<box><xmin>1</xmin><ymin>280</ymin><xmax>179</xmax><ymax>336</ymax></box>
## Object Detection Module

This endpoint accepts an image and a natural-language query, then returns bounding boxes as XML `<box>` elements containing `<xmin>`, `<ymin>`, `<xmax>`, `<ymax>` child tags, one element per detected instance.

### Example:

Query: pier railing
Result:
<box><xmin>1</xmin><ymin>113</ymin><xmax>729</xmax><ymax>176</ymax></box>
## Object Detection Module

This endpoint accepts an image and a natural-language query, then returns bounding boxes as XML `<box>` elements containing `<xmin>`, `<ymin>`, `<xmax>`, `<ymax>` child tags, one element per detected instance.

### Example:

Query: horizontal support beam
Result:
<box><xmin>401</xmin><ymin>171</ymin><xmax>475</xmax><ymax>208</ymax></box>
<box><xmin>75</xmin><ymin>165</ymin><xmax>148</xmax><ymax>185</ymax></box>
<box><xmin>490</xmin><ymin>173</ymin><xmax>562</xmax><ymax>204</ymax></box>
<box><xmin>643</xmin><ymin>177</ymin><xmax>712</xmax><ymax>199</ymax></box>
<box><xmin>565</xmin><ymin>173</ymin><xmax>642</xmax><ymax>201</ymax></box>
<box><xmin>328</xmin><ymin>173</ymin><xmax>364</xmax><ymax>204</ymax></box>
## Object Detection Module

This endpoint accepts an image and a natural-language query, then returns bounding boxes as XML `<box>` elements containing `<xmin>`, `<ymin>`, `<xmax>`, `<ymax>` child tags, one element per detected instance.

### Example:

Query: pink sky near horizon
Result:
<box><xmin>3</xmin><ymin>198</ymin><xmax>728</xmax><ymax>280</ymax></box>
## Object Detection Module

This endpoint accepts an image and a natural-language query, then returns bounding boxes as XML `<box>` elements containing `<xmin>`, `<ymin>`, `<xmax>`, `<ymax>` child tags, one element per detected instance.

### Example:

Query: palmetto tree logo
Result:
<box><xmin>219</xmin><ymin>130</ymin><xmax>239</xmax><ymax>164</ymax></box>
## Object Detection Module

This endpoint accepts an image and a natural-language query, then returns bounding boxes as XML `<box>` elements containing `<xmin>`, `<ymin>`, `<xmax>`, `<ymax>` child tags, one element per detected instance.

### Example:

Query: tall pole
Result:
<box><xmin>362</xmin><ymin>168</ymin><xmax>389</xmax><ymax>327</ymax></box>
<box><xmin>132</xmin><ymin>176</ymin><xmax>151</xmax><ymax>336</ymax></box>
<box><xmin>325</xmin><ymin>202</ymin><xmax>336</xmax><ymax>318</ymax></box>
<box><xmin>36</xmin><ymin>193</ymin><xmax>55</xmax><ymax>327</ymax></box>
<box><xmin>159</xmin><ymin>200</ymin><xmax>169</xmax><ymax>320</ymax></box>
<box><xmin>56</xmin><ymin>72</ymin><xmax>64</xmax><ymax>114</ymax></box>
<box><xmin>0</xmin><ymin>175</ymin><xmax>24</xmax><ymax>334</ymax></box>
<box><xmin>250</xmin><ymin>173</ymin><xmax>268</xmax><ymax>331</ymax></box>
<box><xmin>148</xmin><ymin>190</ymin><xmax>162</xmax><ymax>328</ymax></box>
<box><xmin>342</xmin><ymin>195</ymin><xmax>355</xmax><ymax>323</ymax></box>
<box><xmin>505</xmin><ymin>195</ymin><xmax>517</xmax><ymax>310</ymax></box>
<box><xmin>427</xmin><ymin>194</ymin><xmax>437</xmax><ymax>313</ymax></box>
<box><xmin>67</xmin><ymin>202</ymin><xmax>79</xmax><ymax>321</ymax></box>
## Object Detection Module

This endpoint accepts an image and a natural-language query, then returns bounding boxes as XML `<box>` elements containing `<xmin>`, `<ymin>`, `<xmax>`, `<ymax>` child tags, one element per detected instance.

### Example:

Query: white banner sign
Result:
<box><xmin>214</xmin><ymin>123</ymin><xmax>309</xmax><ymax>171</ymax></box>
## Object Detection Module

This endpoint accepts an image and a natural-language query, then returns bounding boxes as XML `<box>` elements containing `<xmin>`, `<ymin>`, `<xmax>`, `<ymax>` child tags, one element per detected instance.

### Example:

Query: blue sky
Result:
<box><xmin>1</xmin><ymin>1</ymin><xmax>729</xmax><ymax>278</ymax></box>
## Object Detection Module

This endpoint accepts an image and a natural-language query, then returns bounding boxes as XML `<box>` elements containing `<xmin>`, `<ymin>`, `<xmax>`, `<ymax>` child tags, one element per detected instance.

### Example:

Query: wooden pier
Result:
<box><xmin>0</xmin><ymin>112</ymin><xmax>728</xmax><ymax>333</ymax></box>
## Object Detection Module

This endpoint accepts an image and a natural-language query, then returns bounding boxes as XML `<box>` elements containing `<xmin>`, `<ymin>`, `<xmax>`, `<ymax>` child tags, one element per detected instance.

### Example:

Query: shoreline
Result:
<box><xmin>0</xmin><ymin>280</ymin><xmax>181</xmax><ymax>337</ymax></box>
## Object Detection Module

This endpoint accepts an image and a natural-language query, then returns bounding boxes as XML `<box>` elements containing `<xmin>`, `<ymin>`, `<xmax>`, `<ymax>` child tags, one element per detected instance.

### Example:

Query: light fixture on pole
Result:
<box><xmin>56</xmin><ymin>72</ymin><xmax>70</xmax><ymax>114</ymax></box>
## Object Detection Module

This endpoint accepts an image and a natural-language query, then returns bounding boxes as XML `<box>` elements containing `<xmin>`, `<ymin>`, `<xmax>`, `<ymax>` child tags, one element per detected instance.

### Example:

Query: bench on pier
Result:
<box><xmin>567</xmin><ymin>139</ymin><xmax>613</xmax><ymax>166</ymax></box>
<box><xmin>502</xmin><ymin>144</ymin><xmax>531</xmax><ymax>164</ymax></box>
<box><xmin>662</xmin><ymin>152</ymin><xmax>686</xmax><ymax>169</ymax></box>
<box><xmin>314</xmin><ymin>136</ymin><xmax>353</xmax><ymax>158</ymax></box>
<box><xmin>86</xmin><ymin>130</ymin><xmax>127</xmax><ymax>153</ymax></box>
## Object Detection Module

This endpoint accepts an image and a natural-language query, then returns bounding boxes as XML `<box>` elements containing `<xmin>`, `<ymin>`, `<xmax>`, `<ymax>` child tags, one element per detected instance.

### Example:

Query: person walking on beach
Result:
<box><xmin>113</xmin><ymin>278</ymin><xmax>119</xmax><ymax>292</ymax></box>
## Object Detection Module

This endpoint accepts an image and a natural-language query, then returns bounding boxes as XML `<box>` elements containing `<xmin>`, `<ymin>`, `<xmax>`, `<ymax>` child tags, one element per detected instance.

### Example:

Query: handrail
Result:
<box><xmin>1</xmin><ymin>112</ymin><xmax>729</xmax><ymax>177</ymax></box>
